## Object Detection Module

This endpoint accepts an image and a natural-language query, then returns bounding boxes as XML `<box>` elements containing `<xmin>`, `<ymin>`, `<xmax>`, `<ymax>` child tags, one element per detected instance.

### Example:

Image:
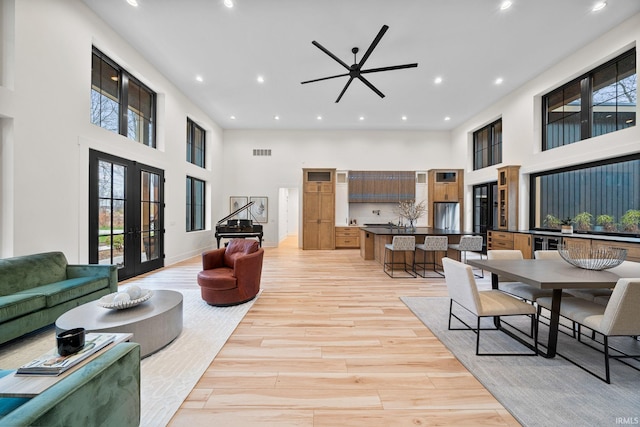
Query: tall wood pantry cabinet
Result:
<box><xmin>303</xmin><ymin>169</ymin><xmax>335</xmax><ymax>250</ymax></box>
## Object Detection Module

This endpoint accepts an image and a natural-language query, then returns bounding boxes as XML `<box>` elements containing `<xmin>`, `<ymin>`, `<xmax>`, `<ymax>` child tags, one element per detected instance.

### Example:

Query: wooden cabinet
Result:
<box><xmin>513</xmin><ymin>233</ymin><xmax>532</xmax><ymax>259</ymax></box>
<box><xmin>360</xmin><ymin>229</ymin><xmax>375</xmax><ymax>260</ymax></box>
<box><xmin>487</xmin><ymin>230</ymin><xmax>514</xmax><ymax>250</ymax></box>
<box><xmin>588</xmin><ymin>240</ymin><xmax>640</xmax><ymax>263</ymax></box>
<box><xmin>487</xmin><ymin>230</ymin><xmax>531</xmax><ymax>258</ymax></box>
<box><xmin>303</xmin><ymin>169</ymin><xmax>335</xmax><ymax>250</ymax></box>
<box><xmin>335</xmin><ymin>227</ymin><xmax>360</xmax><ymax>248</ymax></box>
<box><xmin>430</xmin><ymin>170</ymin><xmax>460</xmax><ymax>202</ymax></box>
<box><xmin>497</xmin><ymin>165</ymin><xmax>520</xmax><ymax>230</ymax></box>
<box><xmin>427</xmin><ymin>169</ymin><xmax>464</xmax><ymax>229</ymax></box>
<box><xmin>348</xmin><ymin>171</ymin><xmax>415</xmax><ymax>203</ymax></box>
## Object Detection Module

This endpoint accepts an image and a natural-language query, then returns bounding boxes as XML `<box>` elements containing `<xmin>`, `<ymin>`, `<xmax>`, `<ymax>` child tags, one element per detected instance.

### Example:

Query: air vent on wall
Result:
<box><xmin>416</xmin><ymin>172</ymin><xmax>427</xmax><ymax>184</ymax></box>
<box><xmin>253</xmin><ymin>149</ymin><xmax>272</xmax><ymax>156</ymax></box>
<box><xmin>337</xmin><ymin>172</ymin><xmax>347</xmax><ymax>183</ymax></box>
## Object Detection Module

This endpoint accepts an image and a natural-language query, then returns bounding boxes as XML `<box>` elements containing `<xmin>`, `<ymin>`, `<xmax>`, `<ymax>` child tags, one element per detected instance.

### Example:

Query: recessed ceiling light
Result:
<box><xmin>434</xmin><ymin>76</ymin><xmax>443</xmax><ymax>84</ymax></box>
<box><xmin>126</xmin><ymin>0</ymin><xmax>138</xmax><ymax>7</ymax></box>
<box><xmin>257</xmin><ymin>75</ymin><xmax>265</xmax><ymax>84</ymax></box>
<box><xmin>224</xmin><ymin>0</ymin><xmax>234</xmax><ymax>8</ymax></box>
<box><xmin>495</xmin><ymin>77</ymin><xmax>504</xmax><ymax>85</ymax></box>
<box><xmin>592</xmin><ymin>1</ymin><xmax>607</xmax><ymax>12</ymax></box>
<box><xmin>195</xmin><ymin>75</ymin><xmax>203</xmax><ymax>83</ymax></box>
<box><xmin>500</xmin><ymin>1</ymin><xmax>512</xmax><ymax>10</ymax></box>
<box><xmin>274</xmin><ymin>115</ymin><xmax>280</xmax><ymax>121</ymax></box>
<box><xmin>316</xmin><ymin>115</ymin><xmax>323</xmax><ymax>121</ymax></box>
<box><xmin>401</xmin><ymin>116</ymin><xmax>408</xmax><ymax>121</ymax></box>
<box><xmin>444</xmin><ymin>116</ymin><xmax>451</xmax><ymax>121</ymax></box>
<box><xmin>230</xmin><ymin>115</ymin><xmax>236</xmax><ymax>120</ymax></box>
<box><xmin>359</xmin><ymin>116</ymin><xmax>365</xmax><ymax>121</ymax></box>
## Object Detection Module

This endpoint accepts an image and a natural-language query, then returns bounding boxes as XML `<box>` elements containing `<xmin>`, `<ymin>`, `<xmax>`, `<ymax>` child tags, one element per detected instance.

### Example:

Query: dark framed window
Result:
<box><xmin>91</xmin><ymin>47</ymin><xmax>156</xmax><ymax>148</ymax></box>
<box><xmin>186</xmin><ymin>176</ymin><xmax>205</xmax><ymax>232</ymax></box>
<box><xmin>543</xmin><ymin>48</ymin><xmax>636</xmax><ymax>150</ymax></box>
<box><xmin>187</xmin><ymin>118</ymin><xmax>206</xmax><ymax>168</ymax></box>
<box><xmin>473</xmin><ymin>119</ymin><xmax>502</xmax><ymax>170</ymax></box>
<box><xmin>530</xmin><ymin>154</ymin><xmax>640</xmax><ymax>236</ymax></box>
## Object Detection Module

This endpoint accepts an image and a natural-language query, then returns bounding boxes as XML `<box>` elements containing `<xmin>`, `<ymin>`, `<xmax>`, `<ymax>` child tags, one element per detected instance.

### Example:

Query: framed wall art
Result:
<box><xmin>229</xmin><ymin>196</ymin><xmax>248</xmax><ymax>219</ymax></box>
<box><xmin>250</xmin><ymin>196</ymin><xmax>268</xmax><ymax>223</ymax></box>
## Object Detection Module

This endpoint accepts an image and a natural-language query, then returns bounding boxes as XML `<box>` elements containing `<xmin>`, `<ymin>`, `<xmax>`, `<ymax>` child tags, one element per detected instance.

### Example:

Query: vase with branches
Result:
<box><xmin>396</xmin><ymin>200</ymin><xmax>427</xmax><ymax>231</ymax></box>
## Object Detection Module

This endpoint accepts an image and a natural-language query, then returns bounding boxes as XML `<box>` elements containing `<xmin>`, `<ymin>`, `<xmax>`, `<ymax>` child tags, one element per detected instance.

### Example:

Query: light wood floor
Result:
<box><xmin>164</xmin><ymin>236</ymin><xmax>520</xmax><ymax>427</ymax></box>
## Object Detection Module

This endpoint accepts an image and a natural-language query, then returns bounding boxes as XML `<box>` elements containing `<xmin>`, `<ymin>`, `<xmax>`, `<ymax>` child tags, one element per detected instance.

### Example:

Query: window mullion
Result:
<box><xmin>580</xmin><ymin>76</ymin><xmax>592</xmax><ymax>140</ymax></box>
<box><xmin>120</xmin><ymin>73</ymin><xmax>130</xmax><ymax>137</ymax></box>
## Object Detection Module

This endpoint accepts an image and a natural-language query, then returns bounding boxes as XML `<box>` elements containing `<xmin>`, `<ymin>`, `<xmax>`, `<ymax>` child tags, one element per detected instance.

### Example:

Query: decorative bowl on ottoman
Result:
<box><xmin>557</xmin><ymin>244</ymin><xmax>627</xmax><ymax>270</ymax></box>
<box><xmin>98</xmin><ymin>287</ymin><xmax>153</xmax><ymax>309</ymax></box>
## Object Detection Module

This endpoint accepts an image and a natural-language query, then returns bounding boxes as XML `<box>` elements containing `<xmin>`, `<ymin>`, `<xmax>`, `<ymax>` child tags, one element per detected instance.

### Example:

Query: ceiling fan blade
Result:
<box><xmin>301</xmin><ymin>72</ymin><xmax>350</xmax><ymax>85</ymax></box>
<box><xmin>312</xmin><ymin>41</ymin><xmax>351</xmax><ymax>70</ymax></box>
<box><xmin>335</xmin><ymin>76</ymin><xmax>355</xmax><ymax>103</ymax></box>
<box><xmin>358</xmin><ymin>24</ymin><xmax>388</xmax><ymax>68</ymax></box>
<box><xmin>361</xmin><ymin>63</ymin><xmax>418</xmax><ymax>74</ymax></box>
<box><xmin>357</xmin><ymin>75</ymin><xmax>385</xmax><ymax>99</ymax></box>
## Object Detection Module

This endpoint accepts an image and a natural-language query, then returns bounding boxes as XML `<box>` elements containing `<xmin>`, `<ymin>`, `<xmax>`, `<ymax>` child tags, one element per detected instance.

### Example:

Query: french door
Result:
<box><xmin>472</xmin><ymin>181</ymin><xmax>498</xmax><ymax>253</ymax></box>
<box><xmin>89</xmin><ymin>150</ymin><xmax>164</xmax><ymax>281</ymax></box>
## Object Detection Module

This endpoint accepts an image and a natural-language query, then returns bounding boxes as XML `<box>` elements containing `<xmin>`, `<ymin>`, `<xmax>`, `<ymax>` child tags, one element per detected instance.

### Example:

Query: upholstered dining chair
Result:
<box><xmin>383</xmin><ymin>236</ymin><xmax>416</xmax><ymax>278</ymax></box>
<box><xmin>537</xmin><ymin>249</ymin><xmax>614</xmax><ymax>303</ymax></box>
<box><xmin>535</xmin><ymin>278</ymin><xmax>640</xmax><ymax>383</ymax></box>
<box><xmin>488</xmin><ymin>249</ymin><xmax>562</xmax><ymax>303</ymax></box>
<box><xmin>442</xmin><ymin>257</ymin><xmax>537</xmax><ymax>356</ymax></box>
<box><xmin>448</xmin><ymin>235</ymin><xmax>484</xmax><ymax>277</ymax></box>
<box><xmin>413</xmin><ymin>236</ymin><xmax>448</xmax><ymax>277</ymax></box>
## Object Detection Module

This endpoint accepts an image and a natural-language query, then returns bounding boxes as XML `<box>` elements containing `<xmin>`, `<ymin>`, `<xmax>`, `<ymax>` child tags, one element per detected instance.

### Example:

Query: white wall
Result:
<box><xmin>222</xmin><ymin>129</ymin><xmax>452</xmax><ymax>245</ymax></box>
<box><xmin>452</xmin><ymin>13</ymin><xmax>640</xmax><ymax>231</ymax></box>
<box><xmin>1</xmin><ymin>0</ymin><xmax>224</xmax><ymax>263</ymax></box>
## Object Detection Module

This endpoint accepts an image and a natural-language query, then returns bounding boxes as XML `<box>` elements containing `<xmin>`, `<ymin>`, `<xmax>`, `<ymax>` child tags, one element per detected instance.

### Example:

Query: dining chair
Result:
<box><xmin>448</xmin><ymin>235</ymin><xmax>484</xmax><ymax>277</ymax></box>
<box><xmin>413</xmin><ymin>236</ymin><xmax>448</xmax><ymax>277</ymax></box>
<box><xmin>383</xmin><ymin>236</ymin><xmax>416</xmax><ymax>278</ymax></box>
<box><xmin>442</xmin><ymin>257</ymin><xmax>537</xmax><ymax>356</ymax></box>
<box><xmin>535</xmin><ymin>278</ymin><xmax>640</xmax><ymax>383</ymax></box>
<box><xmin>488</xmin><ymin>250</ymin><xmax>560</xmax><ymax>303</ymax></box>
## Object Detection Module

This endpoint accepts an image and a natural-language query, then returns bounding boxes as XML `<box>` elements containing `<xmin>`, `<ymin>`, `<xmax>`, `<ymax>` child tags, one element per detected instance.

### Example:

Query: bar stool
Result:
<box><xmin>413</xmin><ymin>236</ymin><xmax>448</xmax><ymax>277</ymax></box>
<box><xmin>383</xmin><ymin>236</ymin><xmax>416</xmax><ymax>278</ymax></box>
<box><xmin>448</xmin><ymin>235</ymin><xmax>484</xmax><ymax>277</ymax></box>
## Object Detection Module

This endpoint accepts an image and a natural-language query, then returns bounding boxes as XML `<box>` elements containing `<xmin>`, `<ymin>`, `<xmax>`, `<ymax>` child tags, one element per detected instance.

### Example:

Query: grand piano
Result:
<box><xmin>215</xmin><ymin>201</ymin><xmax>264</xmax><ymax>248</ymax></box>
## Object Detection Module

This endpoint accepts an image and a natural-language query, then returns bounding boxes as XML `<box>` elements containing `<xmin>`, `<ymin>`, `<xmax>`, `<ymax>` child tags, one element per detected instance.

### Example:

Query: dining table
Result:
<box><xmin>465</xmin><ymin>258</ymin><xmax>623</xmax><ymax>358</ymax></box>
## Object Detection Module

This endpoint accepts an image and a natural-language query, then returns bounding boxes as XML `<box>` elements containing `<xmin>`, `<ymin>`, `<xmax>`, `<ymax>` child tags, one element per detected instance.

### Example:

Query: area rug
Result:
<box><xmin>0</xmin><ymin>289</ymin><xmax>256</xmax><ymax>427</ymax></box>
<box><xmin>401</xmin><ymin>296</ymin><xmax>640</xmax><ymax>427</ymax></box>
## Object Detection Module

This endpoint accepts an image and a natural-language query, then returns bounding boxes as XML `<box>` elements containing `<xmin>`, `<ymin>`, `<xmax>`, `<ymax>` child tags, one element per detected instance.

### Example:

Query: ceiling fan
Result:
<box><xmin>301</xmin><ymin>25</ymin><xmax>418</xmax><ymax>103</ymax></box>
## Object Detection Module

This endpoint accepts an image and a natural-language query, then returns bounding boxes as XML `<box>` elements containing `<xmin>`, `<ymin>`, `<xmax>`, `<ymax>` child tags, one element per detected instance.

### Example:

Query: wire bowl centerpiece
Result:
<box><xmin>557</xmin><ymin>244</ymin><xmax>627</xmax><ymax>270</ymax></box>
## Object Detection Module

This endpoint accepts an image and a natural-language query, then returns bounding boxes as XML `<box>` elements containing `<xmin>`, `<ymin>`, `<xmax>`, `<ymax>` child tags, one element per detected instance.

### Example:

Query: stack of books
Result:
<box><xmin>16</xmin><ymin>333</ymin><xmax>115</xmax><ymax>376</ymax></box>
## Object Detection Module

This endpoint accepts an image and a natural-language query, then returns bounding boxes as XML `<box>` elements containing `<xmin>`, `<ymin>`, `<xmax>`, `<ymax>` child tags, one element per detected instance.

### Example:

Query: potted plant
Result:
<box><xmin>572</xmin><ymin>212</ymin><xmax>593</xmax><ymax>232</ymax></box>
<box><xmin>560</xmin><ymin>217</ymin><xmax>573</xmax><ymax>234</ymax></box>
<box><xmin>595</xmin><ymin>214</ymin><xmax>616</xmax><ymax>232</ymax></box>
<box><xmin>620</xmin><ymin>209</ymin><xmax>640</xmax><ymax>233</ymax></box>
<box><xmin>543</xmin><ymin>214</ymin><xmax>561</xmax><ymax>229</ymax></box>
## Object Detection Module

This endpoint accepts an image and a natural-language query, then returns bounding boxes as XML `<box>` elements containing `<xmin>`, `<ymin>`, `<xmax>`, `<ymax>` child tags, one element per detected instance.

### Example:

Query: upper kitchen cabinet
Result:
<box><xmin>428</xmin><ymin>170</ymin><xmax>463</xmax><ymax>202</ymax></box>
<box><xmin>348</xmin><ymin>171</ymin><xmax>415</xmax><ymax>203</ymax></box>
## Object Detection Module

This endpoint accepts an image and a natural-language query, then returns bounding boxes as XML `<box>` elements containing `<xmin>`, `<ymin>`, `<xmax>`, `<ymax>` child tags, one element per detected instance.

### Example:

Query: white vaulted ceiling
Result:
<box><xmin>83</xmin><ymin>0</ymin><xmax>640</xmax><ymax>131</ymax></box>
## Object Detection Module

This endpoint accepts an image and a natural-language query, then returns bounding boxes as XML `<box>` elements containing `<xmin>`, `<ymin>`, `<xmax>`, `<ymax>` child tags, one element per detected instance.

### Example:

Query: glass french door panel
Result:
<box><xmin>140</xmin><ymin>171</ymin><xmax>160</xmax><ymax>262</ymax></box>
<box><xmin>97</xmin><ymin>160</ymin><xmax>126</xmax><ymax>268</ymax></box>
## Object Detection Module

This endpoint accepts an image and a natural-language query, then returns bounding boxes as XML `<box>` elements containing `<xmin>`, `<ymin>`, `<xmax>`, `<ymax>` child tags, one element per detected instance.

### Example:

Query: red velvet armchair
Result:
<box><xmin>197</xmin><ymin>239</ymin><xmax>264</xmax><ymax>306</ymax></box>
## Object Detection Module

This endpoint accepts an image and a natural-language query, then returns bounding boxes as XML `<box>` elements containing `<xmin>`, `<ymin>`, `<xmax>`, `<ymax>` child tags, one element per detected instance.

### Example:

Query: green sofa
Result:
<box><xmin>0</xmin><ymin>342</ymin><xmax>140</xmax><ymax>427</ymax></box>
<box><xmin>0</xmin><ymin>252</ymin><xmax>118</xmax><ymax>345</ymax></box>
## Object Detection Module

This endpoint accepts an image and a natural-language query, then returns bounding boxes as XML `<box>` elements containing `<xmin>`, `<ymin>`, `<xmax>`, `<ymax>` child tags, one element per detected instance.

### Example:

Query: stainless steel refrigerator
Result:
<box><xmin>433</xmin><ymin>202</ymin><xmax>460</xmax><ymax>230</ymax></box>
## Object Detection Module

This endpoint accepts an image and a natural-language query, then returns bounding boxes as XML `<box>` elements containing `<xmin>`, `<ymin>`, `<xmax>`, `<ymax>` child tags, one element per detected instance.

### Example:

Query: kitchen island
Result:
<box><xmin>359</xmin><ymin>226</ymin><xmax>477</xmax><ymax>265</ymax></box>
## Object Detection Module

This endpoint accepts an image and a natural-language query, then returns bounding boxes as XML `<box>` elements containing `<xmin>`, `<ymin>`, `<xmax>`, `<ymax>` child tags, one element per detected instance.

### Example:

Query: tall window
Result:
<box><xmin>473</xmin><ymin>119</ymin><xmax>502</xmax><ymax>170</ymax></box>
<box><xmin>91</xmin><ymin>47</ymin><xmax>156</xmax><ymax>148</ymax></box>
<box><xmin>186</xmin><ymin>176</ymin><xmax>205</xmax><ymax>232</ymax></box>
<box><xmin>531</xmin><ymin>154</ymin><xmax>640</xmax><ymax>236</ymax></box>
<box><xmin>543</xmin><ymin>48</ymin><xmax>636</xmax><ymax>150</ymax></box>
<box><xmin>187</xmin><ymin>118</ymin><xmax>206</xmax><ymax>168</ymax></box>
